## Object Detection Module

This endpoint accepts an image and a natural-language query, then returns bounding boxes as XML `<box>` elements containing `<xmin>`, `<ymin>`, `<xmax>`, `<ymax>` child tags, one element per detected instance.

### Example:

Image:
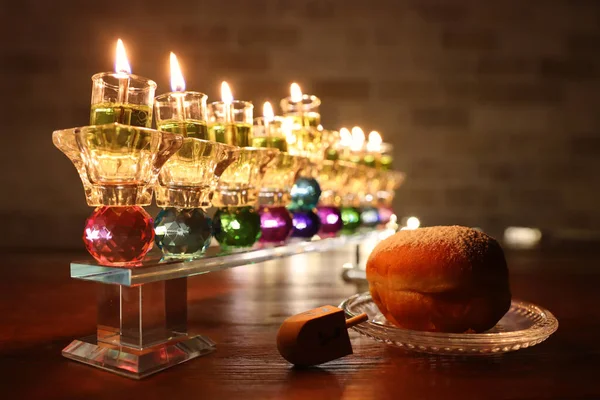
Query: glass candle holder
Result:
<box><xmin>340</xmin><ymin>164</ymin><xmax>369</xmax><ymax>209</ymax></box>
<box><xmin>377</xmin><ymin>170</ymin><xmax>406</xmax><ymax>208</ymax></box>
<box><xmin>280</xmin><ymin>94</ymin><xmax>321</xmax><ymax>129</ymax></box>
<box><xmin>53</xmin><ymin>123</ymin><xmax>183</xmax><ymax>206</ymax></box>
<box><xmin>156</xmin><ymin>138</ymin><xmax>238</xmax><ymax>209</ymax></box>
<box><xmin>317</xmin><ymin>160</ymin><xmax>352</xmax><ymax>207</ymax></box>
<box><xmin>212</xmin><ymin>148</ymin><xmax>279</xmax><ymax>207</ymax></box>
<box><xmin>90</xmin><ymin>72</ymin><xmax>157</xmax><ymax>127</ymax></box>
<box><xmin>252</xmin><ymin>116</ymin><xmax>289</xmax><ymax>152</ymax></box>
<box><xmin>363</xmin><ymin>168</ymin><xmax>382</xmax><ymax>206</ymax></box>
<box><xmin>322</xmin><ymin>129</ymin><xmax>341</xmax><ymax>161</ymax></box>
<box><xmin>380</xmin><ymin>143</ymin><xmax>394</xmax><ymax>171</ymax></box>
<box><xmin>259</xmin><ymin>153</ymin><xmax>307</xmax><ymax>207</ymax></box>
<box><xmin>208</xmin><ymin>101</ymin><xmax>253</xmax><ymax>147</ymax></box>
<box><xmin>155</xmin><ymin>92</ymin><xmax>209</xmax><ymax>139</ymax></box>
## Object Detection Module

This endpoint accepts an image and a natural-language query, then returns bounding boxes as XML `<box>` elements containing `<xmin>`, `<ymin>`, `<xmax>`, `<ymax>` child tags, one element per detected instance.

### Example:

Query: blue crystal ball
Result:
<box><xmin>290</xmin><ymin>177</ymin><xmax>321</xmax><ymax>210</ymax></box>
<box><xmin>154</xmin><ymin>208</ymin><xmax>213</xmax><ymax>258</ymax></box>
<box><xmin>291</xmin><ymin>209</ymin><xmax>321</xmax><ymax>238</ymax></box>
<box><xmin>360</xmin><ymin>206</ymin><xmax>380</xmax><ymax>228</ymax></box>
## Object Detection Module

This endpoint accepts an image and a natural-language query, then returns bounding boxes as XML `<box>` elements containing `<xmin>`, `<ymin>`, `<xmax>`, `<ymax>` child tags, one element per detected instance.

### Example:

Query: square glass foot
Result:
<box><xmin>62</xmin><ymin>334</ymin><xmax>216</xmax><ymax>379</ymax></box>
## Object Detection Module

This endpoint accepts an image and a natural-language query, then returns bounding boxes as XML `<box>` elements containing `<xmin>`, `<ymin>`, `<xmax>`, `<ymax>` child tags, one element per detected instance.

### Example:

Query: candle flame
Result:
<box><xmin>221</xmin><ymin>81</ymin><xmax>233</xmax><ymax>104</ymax></box>
<box><xmin>367</xmin><ymin>131</ymin><xmax>382</xmax><ymax>152</ymax></box>
<box><xmin>263</xmin><ymin>101</ymin><xmax>274</xmax><ymax>122</ymax></box>
<box><xmin>351</xmin><ymin>126</ymin><xmax>365</xmax><ymax>151</ymax></box>
<box><xmin>290</xmin><ymin>82</ymin><xmax>302</xmax><ymax>102</ymax></box>
<box><xmin>115</xmin><ymin>39</ymin><xmax>131</xmax><ymax>75</ymax></box>
<box><xmin>339</xmin><ymin>127</ymin><xmax>352</xmax><ymax>147</ymax></box>
<box><xmin>169</xmin><ymin>52</ymin><xmax>186</xmax><ymax>92</ymax></box>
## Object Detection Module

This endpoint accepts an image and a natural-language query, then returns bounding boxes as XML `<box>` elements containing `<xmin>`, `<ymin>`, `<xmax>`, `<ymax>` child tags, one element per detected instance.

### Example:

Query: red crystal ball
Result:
<box><xmin>83</xmin><ymin>206</ymin><xmax>154</xmax><ymax>267</ymax></box>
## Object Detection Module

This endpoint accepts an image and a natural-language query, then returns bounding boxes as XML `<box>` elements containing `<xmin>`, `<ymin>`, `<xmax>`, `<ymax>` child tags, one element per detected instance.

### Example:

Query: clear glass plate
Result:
<box><xmin>340</xmin><ymin>292</ymin><xmax>558</xmax><ymax>356</ymax></box>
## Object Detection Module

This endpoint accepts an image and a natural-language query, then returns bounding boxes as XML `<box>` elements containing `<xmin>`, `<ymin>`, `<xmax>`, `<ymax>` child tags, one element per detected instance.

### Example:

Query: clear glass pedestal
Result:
<box><xmin>63</xmin><ymin>231</ymin><xmax>389</xmax><ymax>379</ymax></box>
<box><xmin>62</xmin><ymin>278</ymin><xmax>216</xmax><ymax>379</ymax></box>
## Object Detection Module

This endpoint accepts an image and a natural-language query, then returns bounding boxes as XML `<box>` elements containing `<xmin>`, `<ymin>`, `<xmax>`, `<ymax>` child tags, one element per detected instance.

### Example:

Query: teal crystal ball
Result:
<box><xmin>154</xmin><ymin>208</ymin><xmax>212</xmax><ymax>258</ymax></box>
<box><xmin>290</xmin><ymin>177</ymin><xmax>321</xmax><ymax>210</ymax></box>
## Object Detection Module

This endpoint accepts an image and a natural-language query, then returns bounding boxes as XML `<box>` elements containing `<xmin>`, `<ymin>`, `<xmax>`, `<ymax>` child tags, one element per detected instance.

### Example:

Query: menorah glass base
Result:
<box><xmin>62</xmin><ymin>334</ymin><xmax>215</xmax><ymax>379</ymax></box>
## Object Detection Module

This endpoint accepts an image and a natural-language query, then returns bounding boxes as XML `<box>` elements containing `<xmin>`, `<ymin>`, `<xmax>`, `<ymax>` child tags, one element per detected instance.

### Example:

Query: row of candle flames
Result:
<box><xmin>53</xmin><ymin>39</ymin><xmax>405</xmax><ymax>265</ymax></box>
<box><xmin>106</xmin><ymin>39</ymin><xmax>393</xmax><ymax>168</ymax></box>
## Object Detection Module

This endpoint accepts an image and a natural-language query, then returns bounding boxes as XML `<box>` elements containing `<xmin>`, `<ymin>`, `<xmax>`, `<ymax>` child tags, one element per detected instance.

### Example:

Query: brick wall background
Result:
<box><xmin>1</xmin><ymin>0</ymin><xmax>599</xmax><ymax>248</ymax></box>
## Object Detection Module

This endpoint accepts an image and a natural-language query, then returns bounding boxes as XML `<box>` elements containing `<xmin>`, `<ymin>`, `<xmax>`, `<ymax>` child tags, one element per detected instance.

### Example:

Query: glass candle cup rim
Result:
<box><xmin>253</xmin><ymin>115</ymin><xmax>286</xmax><ymax>126</ymax></box>
<box><xmin>154</xmin><ymin>91</ymin><xmax>208</xmax><ymax>103</ymax></box>
<box><xmin>280</xmin><ymin>94</ymin><xmax>321</xmax><ymax>110</ymax></box>
<box><xmin>209</xmin><ymin>100</ymin><xmax>253</xmax><ymax>109</ymax></box>
<box><xmin>53</xmin><ymin>122</ymin><xmax>183</xmax><ymax>138</ymax></box>
<box><xmin>91</xmin><ymin>72</ymin><xmax>158</xmax><ymax>91</ymax></box>
<box><xmin>235</xmin><ymin>147</ymin><xmax>280</xmax><ymax>156</ymax></box>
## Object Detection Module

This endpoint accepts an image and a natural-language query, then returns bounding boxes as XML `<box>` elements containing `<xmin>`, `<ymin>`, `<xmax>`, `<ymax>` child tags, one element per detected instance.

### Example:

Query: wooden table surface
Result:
<box><xmin>1</xmin><ymin>242</ymin><xmax>599</xmax><ymax>400</ymax></box>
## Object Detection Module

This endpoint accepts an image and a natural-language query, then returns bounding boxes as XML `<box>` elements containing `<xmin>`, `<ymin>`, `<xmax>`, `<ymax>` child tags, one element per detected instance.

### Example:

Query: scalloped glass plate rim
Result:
<box><xmin>340</xmin><ymin>292</ymin><xmax>558</xmax><ymax>343</ymax></box>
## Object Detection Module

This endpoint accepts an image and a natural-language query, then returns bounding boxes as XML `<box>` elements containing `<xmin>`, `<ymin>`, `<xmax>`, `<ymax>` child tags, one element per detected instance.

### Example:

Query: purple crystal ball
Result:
<box><xmin>377</xmin><ymin>206</ymin><xmax>394</xmax><ymax>225</ymax></box>
<box><xmin>259</xmin><ymin>206</ymin><xmax>293</xmax><ymax>244</ymax></box>
<box><xmin>291</xmin><ymin>209</ymin><xmax>321</xmax><ymax>238</ymax></box>
<box><xmin>317</xmin><ymin>206</ymin><xmax>343</xmax><ymax>237</ymax></box>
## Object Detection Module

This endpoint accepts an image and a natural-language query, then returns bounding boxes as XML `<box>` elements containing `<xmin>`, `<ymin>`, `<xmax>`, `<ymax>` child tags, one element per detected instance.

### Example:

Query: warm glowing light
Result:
<box><xmin>221</xmin><ymin>81</ymin><xmax>233</xmax><ymax>104</ymax></box>
<box><xmin>504</xmin><ymin>227</ymin><xmax>542</xmax><ymax>248</ymax></box>
<box><xmin>263</xmin><ymin>101</ymin><xmax>274</xmax><ymax>122</ymax></box>
<box><xmin>339</xmin><ymin>127</ymin><xmax>352</xmax><ymax>147</ymax></box>
<box><xmin>169</xmin><ymin>52</ymin><xmax>186</xmax><ymax>92</ymax></box>
<box><xmin>406</xmin><ymin>216</ymin><xmax>420</xmax><ymax>230</ymax></box>
<box><xmin>283</xmin><ymin>119</ymin><xmax>296</xmax><ymax>144</ymax></box>
<box><xmin>367</xmin><ymin>131</ymin><xmax>382</xmax><ymax>152</ymax></box>
<box><xmin>290</xmin><ymin>82</ymin><xmax>303</xmax><ymax>102</ymax></box>
<box><xmin>115</xmin><ymin>39</ymin><xmax>131</xmax><ymax>74</ymax></box>
<box><xmin>351</xmin><ymin>126</ymin><xmax>365</xmax><ymax>151</ymax></box>
<box><xmin>317</xmin><ymin>124</ymin><xmax>323</xmax><ymax>131</ymax></box>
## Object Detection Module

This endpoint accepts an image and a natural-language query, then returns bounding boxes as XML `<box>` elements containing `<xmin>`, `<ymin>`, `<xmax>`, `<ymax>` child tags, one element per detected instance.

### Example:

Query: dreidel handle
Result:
<box><xmin>345</xmin><ymin>312</ymin><xmax>368</xmax><ymax>328</ymax></box>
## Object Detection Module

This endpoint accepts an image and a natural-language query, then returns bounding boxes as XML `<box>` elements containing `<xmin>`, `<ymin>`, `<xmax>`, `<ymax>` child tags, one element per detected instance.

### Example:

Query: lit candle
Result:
<box><xmin>115</xmin><ymin>39</ymin><xmax>131</xmax><ymax>104</ymax></box>
<box><xmin>364</xmin><ymin>131</ymin><xmax>382</xmax><ymax>168</ymax></box>
<box><xmin>367</xmin><ymin>131</ymin><xmax>382</xmax><ymax>153</ymax></box>
<box><xmin>263</xmin><ymin>101</ymin><xmax>274</xmax><ymax>136</ymax></box>
<box><xmin>221</xmin><ymin>81</ymin><xmax>234</xmax><ymax>124</ymax></box>
<box><xmin>350</xmin><ymin>126</ymin><xmax>365</xmax><ymax>164</ymax></box>
<box><xmin>170</xmin><ymin>52</ymin><xmax>186</xmax><ymax>121</ymax></box>
<box><xmin>208</xmin><ymin>82</ymin><xmax>253</xmax><ymax>146</ymax></box>
<box><xmin>338</xmin><ymin>127</ymin><xmax>352</xmax><ymax>160</ymax></box>
<box><xmin>280</xmin><ymin>83</ymin><xmax>321</xmax><ymax>129</ymax></box>
<box><xmin>351</xmin><ymin>126</ymin><xmax>365</xmax><ymax>151</ymax></box>
<box><xmin>90</xmin><ymin>39</ymin><xmax>157</xmax><ymax>127</ymax></box>
<box><xmin>154</xmin><ymin>53</ymin><xmax>208</xmax><ymax>138</ymax></box>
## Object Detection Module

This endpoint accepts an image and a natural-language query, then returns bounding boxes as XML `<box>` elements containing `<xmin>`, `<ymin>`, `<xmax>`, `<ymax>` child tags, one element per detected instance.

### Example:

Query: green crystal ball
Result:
<box><xmin>290</xmin><ymin>177</ymin><xmax>321</xmax><ymax>210</ymax></box>
<box><xmin>154</xmin><ymin>208</ymin><xmax>213</xmax><ymax>258</ymax></box>
<box><xmin>213</xmin><ymin>206</ymin><xmax>262</xmax><ymax>249</ymax></box>
<box><xmin>341</xmin><ymin>206</ymin><xmax>361</xmax><ymax>233</ymax></box>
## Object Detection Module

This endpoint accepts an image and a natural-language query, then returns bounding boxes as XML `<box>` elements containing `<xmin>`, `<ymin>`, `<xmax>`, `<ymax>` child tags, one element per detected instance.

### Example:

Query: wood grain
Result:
<box><xmin>0</xmin><ymin>244</ymin><xmax>598</xmax><ymax>400</ymax></box>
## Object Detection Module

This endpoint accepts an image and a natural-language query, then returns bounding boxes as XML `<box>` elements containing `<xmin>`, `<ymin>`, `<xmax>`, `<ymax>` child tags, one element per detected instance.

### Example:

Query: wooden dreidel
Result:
<box><xmin>276</xmin><ymin>305</ymin><xmax>368</xmax><ymax>367</ymax></box>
